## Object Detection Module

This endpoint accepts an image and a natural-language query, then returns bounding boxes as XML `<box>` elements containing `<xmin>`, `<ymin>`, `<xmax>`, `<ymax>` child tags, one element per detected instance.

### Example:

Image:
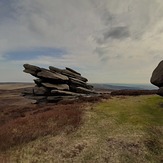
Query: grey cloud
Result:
<box><xmin>95</xmin><ymin>46</ymin><xmax>124</xmax><ymax>63</ymax></box>
<box><xmin>104</xmin><ymin>26</ymin><xmax>130</xmax><ymax>40</ymax></box>
<box><xmin>0</xmin><ymin>0</ymin><xmax>18</xmax><ymax>22</ymax></box>
<box><xmin>99</xmin><ymin>53</ymin><xmax>124</xmax><ymax>63</ymax></box>
<box><xmin>100</xmin><ymin>56</ymin><xmax>109</xmax><ymax>63</ymax></box>
<box><xmin>94</xmin><ymin>47</ymin><xmax>107</xmax><ymax>56</ymax></box>
<box><xmin>95</xmin><ymin>26</ymin><xmax>130</xmax><ymax>45</ymax></box>
<box><xmin>100</xmin><ymin>9</ymin><xmax>114</xmax><ymax>26</ymax></box>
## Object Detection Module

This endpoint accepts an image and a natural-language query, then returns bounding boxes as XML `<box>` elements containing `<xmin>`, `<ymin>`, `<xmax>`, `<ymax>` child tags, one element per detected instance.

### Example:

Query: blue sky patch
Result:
<box><xmin>5</xmin><ymin>47</ymin><xmax>67</xmax><ymax>60</ymax></box>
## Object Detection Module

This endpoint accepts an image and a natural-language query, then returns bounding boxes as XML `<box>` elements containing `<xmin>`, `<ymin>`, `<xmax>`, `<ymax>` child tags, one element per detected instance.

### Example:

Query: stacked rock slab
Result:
<box><xmin>150</xmin><ymin>60</ymin><xmax>163</xmax><ymax>96</ymax></box>
<box><xmin>23</xmin><ymin>64</ymin><xmax>96</xmax><ymax>103</ymax></box>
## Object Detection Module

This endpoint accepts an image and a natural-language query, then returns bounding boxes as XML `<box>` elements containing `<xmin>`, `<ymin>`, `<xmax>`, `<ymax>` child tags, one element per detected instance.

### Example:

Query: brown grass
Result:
<box><xmin>0</xmin><ymin>104</ymin><xmax>83</xmax><ymax>151</ymax></box>
<box><xmin>0</xmin><ymin>85</ymin><xmax>108</xmax><ymax>152</ymax></box>
<box><xmin>111</xmin><ymin>89</ymin><xmax>157</xmax><ymax>96</ymax></box>
<box><xmin>0</xmin><ymin>87</ymin><xmax>86</xmax><ymax>152</ymax></box>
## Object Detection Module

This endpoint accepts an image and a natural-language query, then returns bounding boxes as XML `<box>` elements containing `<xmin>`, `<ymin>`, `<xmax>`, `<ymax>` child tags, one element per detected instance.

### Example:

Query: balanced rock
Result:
<box><xmin>23</xmin><ymin>64</ymin><xmax>96</xmax><ymax>103</ymax></box>
<box><xmin>150</xmin><ymin>60</ymin><xmax>163</xmax><ymax>87</ymax></box>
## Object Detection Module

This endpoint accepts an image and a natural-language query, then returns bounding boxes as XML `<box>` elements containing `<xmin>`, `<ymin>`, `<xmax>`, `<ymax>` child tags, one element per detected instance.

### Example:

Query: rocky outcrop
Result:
<box><xmin>22</xmin><ymin>64</ymin><xmax>97</xmax><ymax>103</ymax></box>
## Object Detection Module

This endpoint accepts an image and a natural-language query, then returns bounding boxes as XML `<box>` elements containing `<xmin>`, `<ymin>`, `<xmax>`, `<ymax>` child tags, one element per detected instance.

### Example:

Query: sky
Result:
<box><xmin>0</xmin><ymin>0</ymin><xmax>163</xmax><ymax>83</ymax></box>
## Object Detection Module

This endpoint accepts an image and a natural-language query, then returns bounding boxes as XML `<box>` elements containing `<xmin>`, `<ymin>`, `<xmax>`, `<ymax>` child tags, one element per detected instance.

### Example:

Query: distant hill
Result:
<box><xmin>92</xmin><ymin>83</ymin><xmax>157</xmax><ymax>91</ymax></box>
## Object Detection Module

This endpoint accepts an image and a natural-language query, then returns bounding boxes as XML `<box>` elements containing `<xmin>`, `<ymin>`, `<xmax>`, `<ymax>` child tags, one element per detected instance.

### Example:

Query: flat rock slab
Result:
<box><xmin>61</xmin><ymin>69</ymin><xmax>88</xmax><ymax>82</ymax></box>
<box><xmin>75</xmin><ymin>87</ymin><xmax>97</xmax><ymax>94</ymax></box>
<box><xmin>49</xmin><ymin>66</ymin><xmax>62</xmax><ymax>73</ymax></box>
<box><xmin>37</xmin><ymin>70</ymin><xmax>69</xmax><ymax>81</ymax></box>
<box><xmin>23</xmin><ymin>69</ymin><xmax>37</xmax><ymax>77</ymax></box>
<box><xmin>42</xmin><ymin>83</ymin><xmax>69</xmax><ymax>90</ymax></box>
<box><xmin>69</xmin><ymin>77</ymin><xmax>87</xmax><ymax>87</ymax></box>
<box><xmin>51</xmin><ymin>90</ymin><xmax>81</xmax><ymax>96</ymax></box>
<box><xmin>47</xmin><ymin>96</ymin><xmax>77</xmax><ymax>102</ymax></box>
<box><xmin>23</xmin><ymin>64</ymin><xmax>41</xmax><ymax>72</ymax></box>
<box><xmin>66</xmin><ymin>67</ymin><xmax>81</xmax><ymax>75</ymax></box>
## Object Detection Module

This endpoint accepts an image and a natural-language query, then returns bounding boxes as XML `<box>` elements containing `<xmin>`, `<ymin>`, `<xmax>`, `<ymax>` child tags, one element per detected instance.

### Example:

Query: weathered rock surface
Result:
<box><xmin>150</xmin><ymin>60</ymin><xmax>163</xmax><ymax>97</ymax></box>
<box><xmin>23</xmin><ymin>64</ymin><xmax>96</xmax><ymax>103</ymax></box>
<box><xmin>69</xmin><ymin>77</ymin><xmax>88</xmax><ymax>88</ymax></box>
<box><xmin>157</xmin><ymin>87</ymin><xmax>163</xmax><ymax>96</ymax></box>
<box><xmin>49</xmin><ymin>66</ymin><xmax>87</xmax><ymax>82</ymax></box>
<box><xmin>23</xmin><ymin>64</ymin><xmax>41</xmax><ymax>72</ymax></box>
<box><xmin>37</xmin><ymin>70</ymin><xmax>69</xmax><ymax>81</ymax></box>
<box><xmin>51</xmin><ymin>90</ymin><xmax>81</xmax><ymax>96</ymax></box>
<box><xmin>150</xmin><ymin>60</ymin><xmax>163</xmax><ymax>87</ymax></box>
<box><xmin>33</xmin><ymin>87</ymin><xmax>49</xmax><ymax>95</ymax></box>
<box><xmin>22</xmin><ymin>88</ymin><xmax>33</xmax><ymax>95</ymax></box>
<box><xmin>41</xmin><ymin>83</ymin><xmax>69</xmax><ymax>90</ymax></box>
<box><xmin>23</xmin><ymin>69</ymin><xmax>37</xmax><ymax>77</ymax></box>
<box><xmin>47</xmin><ymin>96</ymin><xmax>76</xmax><ymax>102</ymax></box>
<box><xmin>73</xmin><ymin>87</ymin><xmax>97</xmax><ymax>94</ymax></box>
<box><xmin>66</xmin><ymin>67</ymin><xmax>81</xmax><ymax>75</ymax></box>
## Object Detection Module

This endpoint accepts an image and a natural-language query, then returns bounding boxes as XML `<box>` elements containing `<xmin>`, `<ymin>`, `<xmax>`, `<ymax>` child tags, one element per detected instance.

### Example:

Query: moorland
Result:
<box><xmin>0</xmin><ymin>83</ymin><xmax>162</xmax><ymax>163</ymax></box>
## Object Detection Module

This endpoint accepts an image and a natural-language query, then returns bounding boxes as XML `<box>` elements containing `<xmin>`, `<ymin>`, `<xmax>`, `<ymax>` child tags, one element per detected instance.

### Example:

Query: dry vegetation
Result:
<box><xmin>0</xmin><ymin>84</ymin><xmax>162</xmax><ymax>163</ymax></box>
<box><xmin>0</xmin><ymin>87</ymin><xmax>86</xmax><ymax>152</ymax></box>
<box><xmin>111</xmin><ymin>89</ymin><xmax>158</xmax><ymax>96</ymax></box>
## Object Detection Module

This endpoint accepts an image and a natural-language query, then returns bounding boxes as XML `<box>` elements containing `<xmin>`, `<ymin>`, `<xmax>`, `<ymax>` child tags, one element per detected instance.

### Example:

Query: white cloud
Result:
<box><xmin>0</xmin><ymin>0</ymin><xmax>163</xmax><ymax>83</ymax></box>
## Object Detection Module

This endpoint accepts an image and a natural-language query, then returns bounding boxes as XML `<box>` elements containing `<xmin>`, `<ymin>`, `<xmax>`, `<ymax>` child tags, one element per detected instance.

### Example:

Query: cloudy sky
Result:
<box><xmin>0</xmin><ymin>0</ymin><xmax>163</xmax><ymax>83</ymax></box>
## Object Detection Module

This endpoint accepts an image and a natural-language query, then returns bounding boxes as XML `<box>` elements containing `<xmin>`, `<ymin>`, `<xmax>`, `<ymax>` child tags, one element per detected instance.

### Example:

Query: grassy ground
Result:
<box><xmin>0</xmin><ymin>95</ymin><xmax>163</xmax><ymax>163</ymax></box>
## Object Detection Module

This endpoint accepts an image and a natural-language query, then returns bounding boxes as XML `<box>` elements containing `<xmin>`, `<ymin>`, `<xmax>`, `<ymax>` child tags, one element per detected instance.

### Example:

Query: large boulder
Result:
<box><xmin>157</xmin><ymin>87</ymin><xmax>163</xmax><ymax>96</ymax></box>
<box><xmin>150</xmin><ymin>60</ymin><xmax>163</xmax><ymax>87</ymax></box>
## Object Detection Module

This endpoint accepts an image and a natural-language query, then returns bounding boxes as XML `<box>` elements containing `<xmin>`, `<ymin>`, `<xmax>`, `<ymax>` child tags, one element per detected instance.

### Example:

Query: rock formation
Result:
<box><xmin>150</xmin><ymin>60</ymin><xmax>163</xmax><ymax>96</ymax></box>
<box><xmin>23</xmin><ymin>64</ymin><xmax>97</xmax><ymax>103</ymax></box>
